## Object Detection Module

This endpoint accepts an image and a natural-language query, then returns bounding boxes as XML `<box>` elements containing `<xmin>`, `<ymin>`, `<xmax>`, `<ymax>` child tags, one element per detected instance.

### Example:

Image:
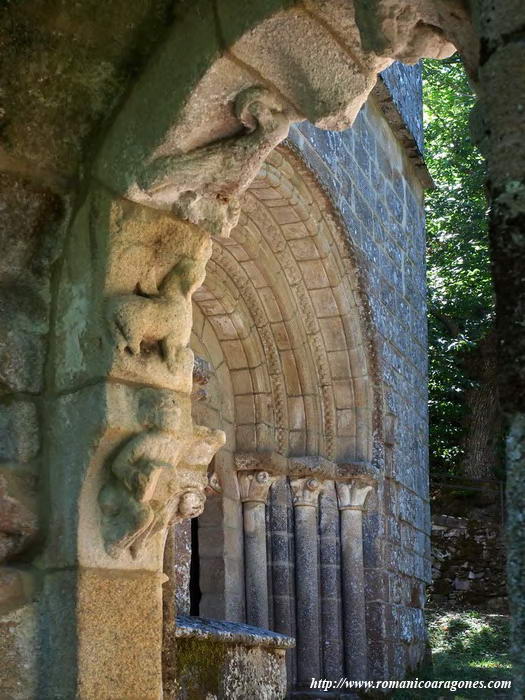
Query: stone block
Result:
<box><xmin>366</xmin><ymin>601</ymin><xmax>388</xmax><ymax>640</ymax></box>
<box><xmin>0</xmin><ymin>470</ymin><xmax>38</xmax><ymax>563</ymax></box>
<box><xmin>0</xmin><ymin>400</ymin><xmax>39</xmax><ymax>464</ymax></box>
<box><xmin>0</xmin><ymin>602</ymin><xmax>37</xmax><ymax>699</ymax></box>
<box><xmin>175</xmin><ymin>616</ymin><xmax>291</xmax><ymax>700</ymax></box>
<box><xmin>40</xmin><ymin>568</ymin><xmax>163</xmax><ymax>699</ymax></box>
<box><xmin>368</xmin><ymin>640</ymin><xmax>389</xmax><ymax>680</ymax></box>
<box><xmin>364</xmin><ymin>569</ymin><xmax>387</xmax><ymax>602</ymax></box>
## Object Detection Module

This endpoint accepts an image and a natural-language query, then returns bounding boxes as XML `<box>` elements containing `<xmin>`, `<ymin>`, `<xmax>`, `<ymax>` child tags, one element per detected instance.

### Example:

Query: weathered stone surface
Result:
<box><xmin>0</xmin><ymin>602</ymin><xmax>37</xmax><ymax>700</ymax></box>
<box><xmin>0</xmin><ymin>401</ymin><xmax>39</xmax><ymax>464</ymax></box>
<box><xmin>40</xmin><ymin>568</ymin><xmax>163</xmax><ymax>699</ymax></box>
<box><xmin>0</xmin><ymin>173</ymin><xmax>62</xmax><ymax>394</ymax></box>
<box><xmin>0</xmin><ymin>0</ymin><xmax>178</xmax><ymax>181</ymax></box>
<box><xmin>0</xmin><ymin>566</ymin><xmax>34</xmax><ymax>611</ymax></box>
<box><xmin>175</xmin><ymin>616</ymin><xmax>292</xmax><ymax>700</ymax></box>
<box><xmin>0</xmin><ymin>470</ymin><xmax>38</xmax><ymax>563</ymax></box>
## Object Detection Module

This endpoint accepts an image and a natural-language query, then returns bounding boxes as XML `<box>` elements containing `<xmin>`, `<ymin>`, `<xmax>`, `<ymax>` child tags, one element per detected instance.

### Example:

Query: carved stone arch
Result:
<box><xmin>3</xmin><ymin>0</ymin><xmax>468</xmax><ymax>696</ymax></box>
<box><xmin>174</xmin><ymin>143</ymin><xmax>383</xmax><ymax>633</ymax></box>
<box><xmin>191</xmin><ymin>142</ymin><xmax>382</xmax><ymax>465</ymax></box>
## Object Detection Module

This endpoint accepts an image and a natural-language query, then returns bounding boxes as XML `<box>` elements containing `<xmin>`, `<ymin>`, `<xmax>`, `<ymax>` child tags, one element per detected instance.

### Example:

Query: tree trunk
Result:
<box><xmin>460</xmin><ymin>330</ymin><xmax>502</xmax><ymax>480</ymax></box>
<box><xmin>473</xmin><ymin>2</ymin><xmax>525</xmax><ymax>695</ymax></box>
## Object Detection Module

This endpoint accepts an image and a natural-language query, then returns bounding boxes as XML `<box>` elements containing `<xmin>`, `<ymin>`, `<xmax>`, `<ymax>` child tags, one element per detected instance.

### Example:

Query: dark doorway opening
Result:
<box><xmin>189</xmin><ymin>516</ymin><xmax>201</xmax><ymax>615</ymax></box>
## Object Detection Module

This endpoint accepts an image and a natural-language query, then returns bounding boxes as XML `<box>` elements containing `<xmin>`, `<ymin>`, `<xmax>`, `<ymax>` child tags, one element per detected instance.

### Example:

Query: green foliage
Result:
<box><xmin>424</xmin><ymin>56</ymin><xmax>493</xmax><ymax>477</ymax></box>
<box><xmin>392</xmin><ymin>607</ymin><xmax>511</xmax><ymax>699</ymax></box>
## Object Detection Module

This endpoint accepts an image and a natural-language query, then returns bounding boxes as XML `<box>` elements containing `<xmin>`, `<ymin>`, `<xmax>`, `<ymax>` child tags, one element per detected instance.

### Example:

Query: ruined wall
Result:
<box><xmin>430</xmin><ymin>514</ymin><xmax>507</xmax><ymax>611</ymax></box>
<box><xmin>287</xmin><ymin>86</ymin><xmax>430</xmax><ymax>678</ymax></box>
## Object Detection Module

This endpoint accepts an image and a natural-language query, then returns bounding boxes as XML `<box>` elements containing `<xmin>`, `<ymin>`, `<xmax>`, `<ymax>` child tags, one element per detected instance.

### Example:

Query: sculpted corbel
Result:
<box><xmin>98</xmin><ymin>388</ymin><xmax>225</xmax><ymax>558</ymax></box>
<box><xmin>136</xmin><ymin>86</ymin><xmax>291</xmax><ymax>237</ymax></box>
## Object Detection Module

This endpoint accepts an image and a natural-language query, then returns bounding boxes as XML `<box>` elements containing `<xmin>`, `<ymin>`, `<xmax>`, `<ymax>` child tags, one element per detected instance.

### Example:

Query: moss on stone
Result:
<box><xmin>176</xmin><ymin>638</ymin><xmax>227</xmax><ymax>699</ymax></box>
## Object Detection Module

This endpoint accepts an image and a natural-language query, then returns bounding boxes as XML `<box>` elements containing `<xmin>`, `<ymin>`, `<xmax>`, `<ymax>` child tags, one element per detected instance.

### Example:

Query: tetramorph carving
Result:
<box><xmin>107</xmin><ymin>255</ymin><xmax>207</xmax><ymax>372</ymax></box>
<box><xmin>104</xmin><ymin>235</ymin><xmax>212</xmax><ymax>393</ymax></box>
<box><xmin>137</xmin><ymin>86</ymin><xmax>290</xmax><ymax>237</ymax></box>
<box><xmin>99</xmin><ymin>388</ymin><xmax>224</xmax><ymax>558</ymax></box>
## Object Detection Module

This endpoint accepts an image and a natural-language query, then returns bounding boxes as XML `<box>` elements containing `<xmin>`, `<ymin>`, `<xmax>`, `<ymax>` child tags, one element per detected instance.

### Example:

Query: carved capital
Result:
<box><xmin>238</xmin><ymin>470</ymin><xmax>277</xmax><ymax>504</ymax></box>
<box><xmin>290</xmin><ymin>477</ymin><xmax>323</xmax><ymax>508</ymax></box>
<box><xmin>335</xmin><ymin>480</ymin><xmax>373</xmax><ymax>511</ymax></box>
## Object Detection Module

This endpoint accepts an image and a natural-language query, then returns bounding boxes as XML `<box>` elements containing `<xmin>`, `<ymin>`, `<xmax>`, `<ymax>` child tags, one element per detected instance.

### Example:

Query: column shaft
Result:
<box><xmin>319</xmin><ymin>487</ymin><xmax>344</xmax><ymax>679</ymax></box>
<box><xmin>293</xmin><ymin>498</ymin><xmax>321</xmax><ymax>683</ymax></box>
<box><xmin>243</xmin><ymin>500</ymin><xmax>269</xmax><ymax>628</ymax></box>
<box><xmin>340</xmin><ymin>507</ymin><xmax>367</xmax><ymax>680</ymax></box>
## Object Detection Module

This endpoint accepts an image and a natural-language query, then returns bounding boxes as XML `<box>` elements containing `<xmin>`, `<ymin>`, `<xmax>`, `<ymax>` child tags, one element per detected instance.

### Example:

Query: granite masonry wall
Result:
<box><xmin>287</xmin><ymin>76</ymin><xmax>431</xmax><ymax>679</ymax></box>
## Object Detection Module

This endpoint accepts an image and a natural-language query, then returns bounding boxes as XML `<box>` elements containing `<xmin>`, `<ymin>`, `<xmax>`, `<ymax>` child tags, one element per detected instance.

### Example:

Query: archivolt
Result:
<box><xmin>192</xmin><ymin>146</ymin><xmax>379</xmax><ymax>464</ymax></box>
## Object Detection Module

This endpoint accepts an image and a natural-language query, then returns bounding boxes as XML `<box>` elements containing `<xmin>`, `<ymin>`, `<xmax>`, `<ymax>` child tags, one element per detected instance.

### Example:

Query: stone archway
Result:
<box><xmin>167</xmin><ymin>143</ymin><xmax>389</xmax><ymax>692</ymax></box>
<box><xmin>194</xmin><ymin>146</ymin><xmax>378</xmax><ymax>464</ymax></box>
<box><xmin>0</xmin><ymin>1</ymin><xmax>478</xmax><ymax>698</ymax></box>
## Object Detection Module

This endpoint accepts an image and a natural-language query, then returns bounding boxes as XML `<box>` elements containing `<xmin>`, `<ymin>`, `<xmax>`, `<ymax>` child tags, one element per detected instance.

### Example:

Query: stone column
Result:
<box><xmin>319</xmin><ymin>483</ymin><xmax>344</xmax><ymax>680</ymax></box>
<box><xmin>238</xmin><ymin>470</ymin><xmax>276</xmax><ymax>629</ymax></box>
<box><xmin>40</xmin><ymin>188</ymin><xmax>225</xmax><ymax>699</ymax></box>
<box><xmin>336</xmin><ymin>480</ymin><xmax>373</xmax><ymax>681</ymax></box>
<box><xmin>290</xmin><ymin>477</ymin><xmax>323</xmax><ymax>685</ymax></box>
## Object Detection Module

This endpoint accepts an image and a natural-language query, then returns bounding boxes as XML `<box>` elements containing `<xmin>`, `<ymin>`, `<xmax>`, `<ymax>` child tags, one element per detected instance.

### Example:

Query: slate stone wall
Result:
<box><xmin>381</xmin><ymin>61</ymin><xmax>424</xmax><ymax>153</ymax></box>
<box><xmin>287</xmin><ymin>91</ymin><xmax>430</xmax><ymax>679</ymax></box>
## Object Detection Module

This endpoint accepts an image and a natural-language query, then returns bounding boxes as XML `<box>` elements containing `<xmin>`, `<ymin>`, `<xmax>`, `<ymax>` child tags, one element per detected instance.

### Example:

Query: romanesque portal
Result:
<box><xmin>0</xmin><ymin>1</ymin><xmax>464</xmax><ymax>696</ymax></box>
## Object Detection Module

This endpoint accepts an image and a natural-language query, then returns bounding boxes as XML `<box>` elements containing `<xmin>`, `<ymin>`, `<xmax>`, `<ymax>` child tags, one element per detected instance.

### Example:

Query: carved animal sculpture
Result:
<box><xmin>98</xmin><ymin>430</ymin><xmax>185</xmax><ymax>557</ymax></box>
<box><xmin>106</xmin><ymin>255</ymin><xmax>206</xmax><ymax>373</ymax></box>
<box><xmin>99</xmin><ymin>423</ymin><xmax>225</xmax><ymax>558</ymax></box>
<box><xmin>137</xmin><ymin>86</ymin><xmax>290</xmax><ymax>236</ymax></box>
